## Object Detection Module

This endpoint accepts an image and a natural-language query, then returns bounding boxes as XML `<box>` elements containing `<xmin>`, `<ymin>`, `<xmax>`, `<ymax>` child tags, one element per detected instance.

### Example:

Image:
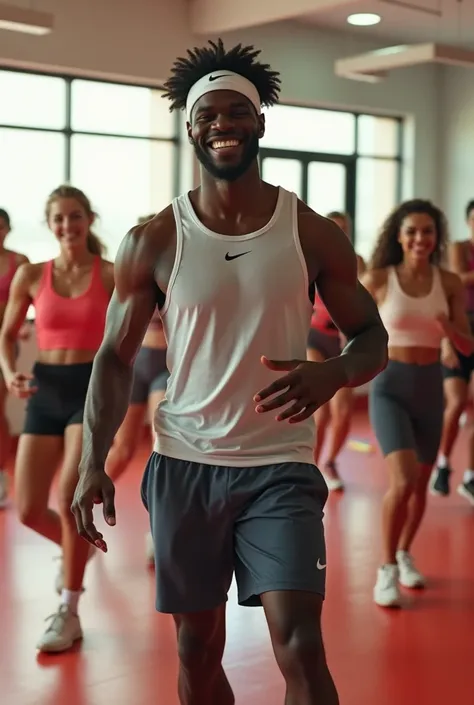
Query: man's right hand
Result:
<box><xmin>71</xmin><ymin>469</ymin><xmax>116</xmax><ymax>552</ymax></box>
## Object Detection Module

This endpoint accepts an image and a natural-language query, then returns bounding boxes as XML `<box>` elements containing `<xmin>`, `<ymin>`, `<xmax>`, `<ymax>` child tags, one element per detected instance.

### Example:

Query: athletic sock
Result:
<box><xmin>463</xmin><ymin>469</ymin><xmax>474</xmax><ymax>484</ymax></box>
<box><xmin>437</xmin><ymin>453</ymin><xmax>449</xmax><ymax>468</ymax></box>
<box><xmin>61</xmin><ymin>589</ymin><xmax>81</xmax><ymax>615</ymax></box>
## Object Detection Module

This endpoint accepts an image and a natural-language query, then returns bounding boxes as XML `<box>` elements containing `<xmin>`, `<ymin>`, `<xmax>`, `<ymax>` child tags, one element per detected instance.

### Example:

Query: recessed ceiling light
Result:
<box><xmin>347</xmin><ymin>13</ymin><xmax>381</xmax><ymax>26</ymax></box>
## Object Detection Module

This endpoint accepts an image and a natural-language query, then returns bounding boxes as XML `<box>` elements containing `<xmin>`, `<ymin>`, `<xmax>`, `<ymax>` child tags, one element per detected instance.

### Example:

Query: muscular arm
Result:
<box><xmin>80</xmin><ymin>227</ymin><xmax>160</xmax><ymax>474</ymax></box>
<box><xmin>0</xmin><ymin>265</ymin><xmax>32</xmax><ymax>381</ymax></box>
<box><xmin>303</xmin><ymin>214</ymin><xmax>388</xmax><ymax>387</ymax></box>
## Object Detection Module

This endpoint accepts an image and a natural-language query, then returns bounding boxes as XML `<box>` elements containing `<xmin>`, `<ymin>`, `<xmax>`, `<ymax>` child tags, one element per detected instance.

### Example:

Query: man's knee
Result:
<box><xmin>276</xmin><ymin>622</ymin><xmax>326</xmax><ymax>677</ymax></box>
<box><xmin>265</xmin><ymin>592</ymin><xmax>327</xmax><ymax>679</ymax></box>
<box><xmin>174</xmin><ymin>606</ymin><xmax>225</xmax><ymax>673</ymax></box>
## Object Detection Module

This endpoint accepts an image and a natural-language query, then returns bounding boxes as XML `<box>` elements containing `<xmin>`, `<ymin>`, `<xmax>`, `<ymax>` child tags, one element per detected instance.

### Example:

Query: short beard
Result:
<box><xmin>193</xmin><ymin>133</ymin><xmax>260</xmax><ymax>182</ymax></box>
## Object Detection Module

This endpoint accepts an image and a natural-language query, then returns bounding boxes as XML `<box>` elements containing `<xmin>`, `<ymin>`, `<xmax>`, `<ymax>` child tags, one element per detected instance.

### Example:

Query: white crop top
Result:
<box><xmin>378</xmin><ymin>266</ymin><xmax>449</xmax><ymax>349</ymax></box>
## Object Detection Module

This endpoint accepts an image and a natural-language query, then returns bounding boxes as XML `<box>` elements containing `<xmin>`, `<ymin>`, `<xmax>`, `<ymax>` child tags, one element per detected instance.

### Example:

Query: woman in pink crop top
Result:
<box><xmin>0</xmin><ymin>186</ymin><xmax>114</xmax><ymax>653</ymax></box>
<box><xmin>307</xmin><ymin>211</ymin><xmax>366</xmax><ymax>492</ymax></box>
<box><xmin>362</xmin><ymin>199</ymin><xmax>474</xmax><ymax>610</ymax></box>
<box><xmin>0</xmin><ymin>208</ymin><xmax>29</xmax><ymax>509</ymax></box>
<box><xmin>104</xmin><ymin>214</ymin><xmax>168</xmax><ymax>568</ymax></box>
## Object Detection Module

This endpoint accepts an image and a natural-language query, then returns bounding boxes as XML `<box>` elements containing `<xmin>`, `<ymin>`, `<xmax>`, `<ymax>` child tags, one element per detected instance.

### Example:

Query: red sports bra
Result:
<box><xmin>34</xmin><ymin>257</ymin><xmax>110</xmax><ymax>351</ymax></box>
<box><xmin>311</xmin><ymin>293</ymin><xmax>338</xmax><ymax>336</ymax></box>
<box><xmin>0</xmin><ymin>252</ymin><xmax>18</xmax><ymax>303</ymax></box>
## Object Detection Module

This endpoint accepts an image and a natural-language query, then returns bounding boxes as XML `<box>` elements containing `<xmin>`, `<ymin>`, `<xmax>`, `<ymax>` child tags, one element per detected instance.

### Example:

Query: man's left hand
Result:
<box><xmin>253</xmin><ymin>356</ymin><xmax>347</xmax><ymax>423</ymax></box>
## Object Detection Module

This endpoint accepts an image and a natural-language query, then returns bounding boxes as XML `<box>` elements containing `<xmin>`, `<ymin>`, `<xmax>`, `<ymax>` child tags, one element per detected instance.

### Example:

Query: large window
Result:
<box><xmin>0</xmin><ymin>69</ymin><xmax>179</xmax><ymax>264</ymax></box>
<box><xmin>260</xmin><ymin>104</ymin><xmax>402</xmax><ymax>261</ymax></box>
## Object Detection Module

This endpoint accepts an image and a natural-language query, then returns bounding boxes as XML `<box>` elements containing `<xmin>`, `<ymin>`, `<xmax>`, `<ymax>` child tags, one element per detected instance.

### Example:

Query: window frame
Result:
<box><xmin>0</xmin><ymin>65</ymin><xmax>181</xmax><ymax>203</ymax></box>
<box><xmin>260</xmin><ymin>103</ymin><xmax>404</xmax><ymax>250</ymax></box>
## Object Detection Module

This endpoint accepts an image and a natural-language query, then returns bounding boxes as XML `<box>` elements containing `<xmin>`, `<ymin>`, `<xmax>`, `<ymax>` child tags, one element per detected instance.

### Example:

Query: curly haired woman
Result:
<box><xmin>362</xmin><ymin>199</ymin><xmax>474</xmax><ymax>608</ymax></box>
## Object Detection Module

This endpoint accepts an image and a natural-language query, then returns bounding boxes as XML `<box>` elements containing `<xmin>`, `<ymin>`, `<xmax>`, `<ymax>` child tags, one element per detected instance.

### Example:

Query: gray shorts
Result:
<box><xmin>141</xmin><ymin>453</ymin><xmax>329</xmax><ymax>614</ymax></box>
<box><xmin>307</xmin><ymin>328</ymin><xmax>341</xmax><ymax>359</ymax></box>
<box><xmin>130</xmin><ymin>347</ymin><xmax>169</xmax><ymax>404</ymax></box>
<box><xmin>369</xmin><ymin>360</ymin><xmax>443</xmax><ymax>465</ymax></box>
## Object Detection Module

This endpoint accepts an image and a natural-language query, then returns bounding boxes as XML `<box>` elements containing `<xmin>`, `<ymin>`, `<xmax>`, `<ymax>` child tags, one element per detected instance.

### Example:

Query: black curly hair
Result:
<box><xmin>162</xmin><ymin>38</ymin><xmax>281</xmax><ymax>113</ymax></box>
<box><xmin>370</xmin><ymin>199</ymin><xmax>449</xmax><ymax>269</ymax></box>
<box><xmin>0</xmin><ymin>209</ymin><xmax>10</xmax><ymax>228</ymax></box>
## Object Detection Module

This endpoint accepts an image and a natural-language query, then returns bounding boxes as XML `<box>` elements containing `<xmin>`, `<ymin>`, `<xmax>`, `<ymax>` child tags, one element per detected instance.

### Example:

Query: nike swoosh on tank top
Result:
<box><xmin>153</xmin><ymin>187</ymin><xmax>315</xmax><ymax>467</ymax></box>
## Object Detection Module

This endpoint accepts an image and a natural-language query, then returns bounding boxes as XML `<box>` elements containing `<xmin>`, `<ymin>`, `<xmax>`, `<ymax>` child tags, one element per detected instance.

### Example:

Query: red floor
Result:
<box><xmin>0</xmin><ymin>409</ymin><xmax>472</xmax><ymax>704</ymax></box>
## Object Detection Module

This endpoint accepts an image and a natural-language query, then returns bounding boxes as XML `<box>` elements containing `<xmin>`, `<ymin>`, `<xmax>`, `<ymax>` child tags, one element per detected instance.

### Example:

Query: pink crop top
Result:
<box><xmin>378</xmin><ymin>266</ymin><xmax>449</xmax><ymax>349</ymax></box>
<box><xmin>0</xmin><ymin>252</ymin><xmax>18</xmax><ymax>303</ymax></box>
<box><xmin>34</xmin><ymin>257</ymin><xmax>110</xmax><ymax>351</ymax></box>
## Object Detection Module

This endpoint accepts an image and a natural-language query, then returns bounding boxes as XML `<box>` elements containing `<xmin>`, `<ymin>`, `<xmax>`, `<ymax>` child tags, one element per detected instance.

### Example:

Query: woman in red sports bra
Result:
<box><xmin>0</xmin><ymin>186</ymin><xmax>114</xmax><ymax>654</ymax></box>
<box><xmin>307</xmin><ymin>211</ymin><xmax>366</xmax><ymax>492</ymax></box>
<box><xmin>0</xmin><ymin>208</ymin><xmax>29</xmax><ymax>509</ymax></box>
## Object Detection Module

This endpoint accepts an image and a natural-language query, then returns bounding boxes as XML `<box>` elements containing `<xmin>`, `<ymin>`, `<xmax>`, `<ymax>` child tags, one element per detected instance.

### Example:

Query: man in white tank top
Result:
<box><xmin>72</xmin><ymin>39</ymin><xmax>388</xmax><ymax>705</ymax></box>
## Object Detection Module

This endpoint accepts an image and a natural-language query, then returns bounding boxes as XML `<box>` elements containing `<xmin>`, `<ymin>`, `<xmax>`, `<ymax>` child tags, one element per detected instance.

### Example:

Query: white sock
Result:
<box><xmin>61</xmin><ymin>589</ymin><xmax>81</xmax><ymax>615</ymax></box>
<box><xmin>463</xmin><ymin>469</ymin><xmax>474</xmax><ymax>484</ymax></box>
<box><xmin>437</xmin><ymin>453</ymin><xmax>449</xmax><ymax>468</ymax></box>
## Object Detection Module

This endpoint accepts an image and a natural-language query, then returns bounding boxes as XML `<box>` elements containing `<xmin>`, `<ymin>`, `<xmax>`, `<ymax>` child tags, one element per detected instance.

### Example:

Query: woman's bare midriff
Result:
<box><xmin>142</xmin><ymin>326</ymin><xmax>167</xmax><ymax>350</ymax></box>
<box><xmin>388</xmin><ymin>346</ymin><xmax>440</xmax><ymax>365</ymax></box>
<box><xmin>37</xmin><ymin>349</ymin><xmax>97</xmax><ymax>365</ymax></box>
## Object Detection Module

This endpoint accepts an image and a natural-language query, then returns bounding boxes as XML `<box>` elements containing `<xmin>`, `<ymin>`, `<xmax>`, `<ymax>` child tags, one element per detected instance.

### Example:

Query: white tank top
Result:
<box><xmin>378</xmin><ymin>266</ymin><xmax>449</xmax><ymax>348</ymax></box>
<box><xmin>153</xmin><ymin>187</ymin><xmax>315</xmax><ymax>467</ymax></box>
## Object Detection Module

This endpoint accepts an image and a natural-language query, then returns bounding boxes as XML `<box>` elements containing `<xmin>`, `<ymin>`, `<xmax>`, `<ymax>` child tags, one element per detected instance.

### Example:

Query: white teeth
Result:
<box><xmin>211</xmin><ymin>140</ymin><xmax>240</xmax><ymax>149</ymax></box>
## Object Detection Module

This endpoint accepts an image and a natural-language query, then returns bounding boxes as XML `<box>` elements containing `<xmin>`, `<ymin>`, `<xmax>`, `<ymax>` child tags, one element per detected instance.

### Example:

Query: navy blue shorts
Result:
<box><xmin>141</xmin><ymin>453</ymin><xmax>329</xmax><ymax>614</ymax></box>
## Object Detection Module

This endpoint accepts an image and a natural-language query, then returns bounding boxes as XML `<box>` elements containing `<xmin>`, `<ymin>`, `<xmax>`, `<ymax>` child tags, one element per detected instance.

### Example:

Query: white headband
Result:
<box><xmin>186</xmin><ymin>70</ymin><xmax>261</xmax><ymax>122</ymax></box>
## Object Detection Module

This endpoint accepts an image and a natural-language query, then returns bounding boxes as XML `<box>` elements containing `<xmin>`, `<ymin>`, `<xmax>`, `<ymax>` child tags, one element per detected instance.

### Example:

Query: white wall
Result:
<box><xmin>438</xmin><ymin>65</ymin><xmax>474</xmax><ymax>240</ymax></box>
<box><xmin>0</xmin><ymin>0</ymin><xmax>193</xmax><ymax>84</ymax></box>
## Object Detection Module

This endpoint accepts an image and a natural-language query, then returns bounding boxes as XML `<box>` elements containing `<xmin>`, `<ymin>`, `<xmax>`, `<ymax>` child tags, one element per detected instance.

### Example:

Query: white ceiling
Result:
<box><xmin>300</xmin><ymin>0</ymin><xmax>474</xmax><ymax>49</ymax></box>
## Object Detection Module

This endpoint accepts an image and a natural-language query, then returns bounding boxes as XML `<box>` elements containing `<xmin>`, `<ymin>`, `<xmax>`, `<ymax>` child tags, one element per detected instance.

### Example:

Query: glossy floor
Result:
<box><xmin>0</xmin><ymin>411</ymin><xmax>472</xmax><ymax>704</ymax></box>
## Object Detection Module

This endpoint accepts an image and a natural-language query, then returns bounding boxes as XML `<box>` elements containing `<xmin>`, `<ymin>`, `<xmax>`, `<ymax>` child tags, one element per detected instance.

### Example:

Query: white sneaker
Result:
<box><xmin>374</xmin><ymin>564</ymin><xmax>401</xmax><ymax>607</ymax></box>
<box><xmin>36</xmin><ymin>604</ymin><xmax>83</xmax><ymax>653</ymax></box>
<box><xmin>54</xmin><ymin>544</ymin><xmax>96</xmax><ymax>594</ymax></box>
<box><xmin>0</xmin><ymin>471</ymin><xmax>8</xmax><ymax>508</ymax></box>
<box><xmin>322</xmin><ymin>462</ymin><xmax>344</xmax><ymax>492</ymax></box>
<box><xmin>396</xmin><ymin>550</ymin><xmax>425</xmax><ymax>588</ymax></box>
<box><xmin>145</xmin><ymin>531</ymin><xmax>155</xmax><ymax>568</ymax></box>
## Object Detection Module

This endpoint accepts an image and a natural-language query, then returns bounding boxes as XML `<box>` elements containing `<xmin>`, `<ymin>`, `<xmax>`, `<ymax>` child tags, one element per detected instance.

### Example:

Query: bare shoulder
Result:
<box><xmin>361</xmin><ymin>267</ymin><xmax>388</xmax><ymax>288</ymax></box>
<box><xmin>120</xmin><ymin>205</ymin><xmax>175</xmax><ymax>259</ymax></box>
<box><xmin>18</xmin><ymin>261</ymin><xmax>43</xmax><ymax>283</ymax></box>
<box><xmin>11</xmin><ymin>251</ymin><xmax>29</xmax><ymax>266</ymax></box>
<box><xmin>450</xmin><ymin>240</ymin><xmax>467</xmax><ymax>254</ymax></box>
<box><xmin>296</xmin><ymin>203</ymin><xmax>356</xmax><ymax>281</ymax></box>
<box><xmin>439</xmin><ymin>266</ymin><xmax>463</xmax><ymax>295</ymax></box>
<box><xmin>115</xmin><ymin>204</ymin><xmax>177</xmax><ymax>294</ymax></box>
<box><xmin>360</xmin><ymin>268</ymin><xmax>389</xmax><ymax>303</ymax></box>
<box><xmin>356</xmin><ymin>254</ymin><xmax>366</xmax><ymax>275</ymax></box>
<box><xmin>10</xmin><ymin>262</ymin><xmax>43</xmax><ymax>297</ymax></box>
<box><xmin>99</xmin><ymin>259</ymin><xmax>115</xmax><ymax>293</ymax></box>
